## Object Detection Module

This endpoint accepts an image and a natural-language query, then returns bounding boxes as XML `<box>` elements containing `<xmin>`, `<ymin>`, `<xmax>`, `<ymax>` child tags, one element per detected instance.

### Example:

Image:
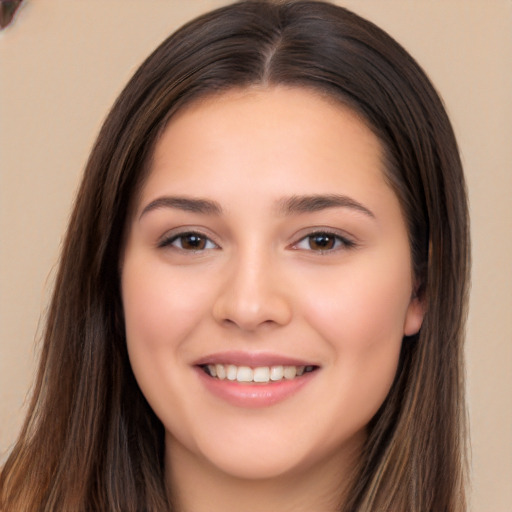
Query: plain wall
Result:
<box><xmin>1</xmin><ymin>1</ymin><xmax>511</xmax><ymax>510</ymax></box>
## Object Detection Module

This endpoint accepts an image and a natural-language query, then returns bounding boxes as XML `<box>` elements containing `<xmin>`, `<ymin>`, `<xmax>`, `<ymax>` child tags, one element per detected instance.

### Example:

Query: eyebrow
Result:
<box><xmin>277</xmin><ymin>194</ymin><xmax>375</xmax><ymax>218</ymax></box>
<box><xmin>139</xmin><ymin>193</ymin><xmax>375</xmax><ymax>219</ymax></box>
<box><xmin>140</xmin><ymin>196</ymin><xmax>223</xmax><ymax>218</ymax></box>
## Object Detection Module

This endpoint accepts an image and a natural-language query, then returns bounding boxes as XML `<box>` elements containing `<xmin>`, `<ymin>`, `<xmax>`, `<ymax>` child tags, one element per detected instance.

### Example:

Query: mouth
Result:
<box><xmin>194</xmin><ymin>353</ymin><xmax>320</xmax><ymax>407</ymax></box>
<box><xmin>199</xmin><ymin>363</ymin><xmax>318</xmax><ymax>384</ymax></box>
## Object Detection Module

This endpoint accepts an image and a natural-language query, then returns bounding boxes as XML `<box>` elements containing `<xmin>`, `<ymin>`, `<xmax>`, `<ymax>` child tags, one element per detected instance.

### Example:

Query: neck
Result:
<box><xmin>164</xmin><ymin>432</ymin><xmax>364</xmax><ymax>512</ymax></box>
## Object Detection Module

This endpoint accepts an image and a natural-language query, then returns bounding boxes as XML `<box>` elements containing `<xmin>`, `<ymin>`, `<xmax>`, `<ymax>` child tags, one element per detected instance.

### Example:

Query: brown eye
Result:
<box><xmin>160</xmin><ymin>232</ymin><xmax>217</xmax><ymax>251</ymax></box>
<box><xmin>293</xmin><ymin>231</ymin><xmax>355</xmax><ymax>252</ymax></box>
<box><xmin>180</xmin><ymin>234</ymin><xmax>207</xmax><ymax>250</ymax></box>
<box><xmin>308</xmin><ymin>233</ymin><xmax>336</xmax><ymax>251</ymax></box>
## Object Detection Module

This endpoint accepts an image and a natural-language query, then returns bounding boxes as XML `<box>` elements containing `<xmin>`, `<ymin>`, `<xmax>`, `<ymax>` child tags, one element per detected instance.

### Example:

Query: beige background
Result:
<box><xmin>1</xmin><ymin>1</ymin><xmax>511</xmax><ymax>510</ymax></box>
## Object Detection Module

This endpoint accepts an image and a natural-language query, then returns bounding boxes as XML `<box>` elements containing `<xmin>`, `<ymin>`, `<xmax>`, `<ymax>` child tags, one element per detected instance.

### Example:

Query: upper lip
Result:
<box><xmin>193</xmin><ymin>351</ymin><xmax>318</xmax><ymax>368</ymax></box>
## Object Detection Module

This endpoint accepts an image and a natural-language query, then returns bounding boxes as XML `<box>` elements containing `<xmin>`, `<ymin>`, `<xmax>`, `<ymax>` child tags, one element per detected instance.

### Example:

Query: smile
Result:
<box><xmin>201</xmin><ymin>364</ymin><xmax>317</xmax><ymax>384</ymax></box>
<box><xmin>193</xmin><ymin>352</ymin><xmax>320</xmax><ymax>407</ymax></box>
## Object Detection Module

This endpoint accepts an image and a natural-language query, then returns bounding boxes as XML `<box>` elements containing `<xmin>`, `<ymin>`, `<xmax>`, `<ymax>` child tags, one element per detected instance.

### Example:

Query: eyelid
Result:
<box><xmin>156</xmin><ymin>226</ymin><xmax>356</xmax><ymax>253</ymax></box>
<box><xmin>290</xmin><ymin>228</ymin><xmax>357</xmax><ymax>252</ymax></box>
<box><xmin>157</xmin><ymin>228</ymin><xmax>220</xmax><ymax>251</ymax></box>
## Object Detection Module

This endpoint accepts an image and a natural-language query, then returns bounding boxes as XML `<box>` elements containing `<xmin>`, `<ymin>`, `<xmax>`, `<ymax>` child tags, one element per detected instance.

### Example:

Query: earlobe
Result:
<box><xmin>403</xmin><ymin>295</ymin><xmax>425</xmax><ymax>336</ymax></box>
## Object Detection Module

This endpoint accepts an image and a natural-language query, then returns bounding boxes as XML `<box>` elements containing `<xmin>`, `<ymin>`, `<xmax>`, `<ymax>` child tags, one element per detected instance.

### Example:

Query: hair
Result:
<box><xmin>0</xmin><ymin>1</ymin><xmax>470</xmax><ymax>510</ymax></box>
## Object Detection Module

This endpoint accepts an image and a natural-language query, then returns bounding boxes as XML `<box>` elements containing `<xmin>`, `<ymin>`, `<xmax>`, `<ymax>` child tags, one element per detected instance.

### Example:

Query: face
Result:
<box><xmin>121</xmin><ymin>87</ymin><xmax>423</xmax><ymax>483</ymax></box>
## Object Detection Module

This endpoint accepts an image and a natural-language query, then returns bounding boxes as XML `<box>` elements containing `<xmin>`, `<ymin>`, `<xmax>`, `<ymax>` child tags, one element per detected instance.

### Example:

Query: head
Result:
<box><xmin>2</xmin><ymin>1</ymin><xmax>469</xmax><ymax>511</ymax></box>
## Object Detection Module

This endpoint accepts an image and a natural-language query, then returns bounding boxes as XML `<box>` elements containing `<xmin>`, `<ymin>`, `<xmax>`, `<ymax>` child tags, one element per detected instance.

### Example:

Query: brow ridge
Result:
<box><xmin>140</xmin><ymin>196</ymin><xmax>223</xmax><ymax>218</ymax></box>
<box><xmin>277</xmin><ymin>194</ymin><xmax>375</xmax><ymax>218</ymax></box>
<box><xmin>140</xmin><ymin>193</ymin><xmax>374</xmax><ymax>219</ymax></box>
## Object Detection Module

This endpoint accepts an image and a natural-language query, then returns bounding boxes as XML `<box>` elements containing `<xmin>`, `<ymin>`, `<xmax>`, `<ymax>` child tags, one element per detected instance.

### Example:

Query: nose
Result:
<box><xmin>212</xmin><ymin>250</ymin><xmax>293</xmax><ymax>332</ymax></box>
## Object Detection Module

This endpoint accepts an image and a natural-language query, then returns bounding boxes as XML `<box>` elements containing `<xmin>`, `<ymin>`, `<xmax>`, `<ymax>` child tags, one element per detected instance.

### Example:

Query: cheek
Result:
<box><xmin>120</xmin><ymin>256</ymin><xmax>213</xmax><ymax>440</ymax></box>
<box><xmin>120</xmin><ymin>255</ymin><xmax>213</xmax><ymax>420</ymax></box>
<box><xmin>302</xmin><ymin>252</ymin><xmax>413</xmax><ymax>347</ymax></box>
<box><xmin>299</xmin><ymin>255</ymin><xmax>412</xmax><ymax>410</ymax></box>
<box><xmin>121</xmin><ymin>256</ymin><xmax>211</xmax><ymax>351</ymax></box>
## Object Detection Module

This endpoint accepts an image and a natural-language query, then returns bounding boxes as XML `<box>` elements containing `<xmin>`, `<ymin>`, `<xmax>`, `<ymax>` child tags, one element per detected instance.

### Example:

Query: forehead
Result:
<box><xmin>158</xmin><ymin>85</ymin><xmax>378</xmax><ymax>150</ymax></box>
<box><xmin>144</xmin><ymin>86</ymin><xmax>387</xmax><ymax>200</ymax></box>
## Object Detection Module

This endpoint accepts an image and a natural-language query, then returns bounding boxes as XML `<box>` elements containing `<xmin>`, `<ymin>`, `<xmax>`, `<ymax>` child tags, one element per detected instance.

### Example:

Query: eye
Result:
<box><xmin>159</xmin><ymin>231</ymin><xmax>218</xmax><ymax>251</ymax></box>
<box><xmin>293</xmin><ymin>231</ymin><xmax>355</xmax><ymax>252</ymax></box>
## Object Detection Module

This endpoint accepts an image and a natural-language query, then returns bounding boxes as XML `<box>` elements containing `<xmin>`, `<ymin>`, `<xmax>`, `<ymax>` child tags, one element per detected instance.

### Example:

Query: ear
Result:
<box><xmin>403</xmin><ymin>293</ymin><xmax>425</xmax><ymax>336</ymax></box>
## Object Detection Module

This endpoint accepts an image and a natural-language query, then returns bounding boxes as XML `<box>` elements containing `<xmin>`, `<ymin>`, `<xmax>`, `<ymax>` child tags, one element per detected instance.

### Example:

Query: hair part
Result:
<box><xmin>1</xmin><ymin>1</ymin><xmax>469</xmax><ymax>510</ymax></box>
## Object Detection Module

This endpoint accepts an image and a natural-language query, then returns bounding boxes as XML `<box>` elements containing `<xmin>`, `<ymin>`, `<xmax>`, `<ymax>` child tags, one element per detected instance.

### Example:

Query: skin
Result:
<box><xmin>121</xmin><ymin>86</ymin><xmax>424</xmax><ymax>512</ymax></box>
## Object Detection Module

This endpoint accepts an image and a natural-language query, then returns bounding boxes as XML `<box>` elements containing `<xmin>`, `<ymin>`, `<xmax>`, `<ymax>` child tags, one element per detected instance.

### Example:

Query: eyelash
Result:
<box><xmin>158</xmin><ymin>231</ymin><xmax>218</xmax><ymax>252</ymax></box>
<box><xmin>292</xmin><ymin>231</ymin><xmax>356</xmax><ymax>253</ymax></box>
<box><xmin>158</xmin><ymin>230</ymin><xmax>355</xmax><ymax>254</ymax></box>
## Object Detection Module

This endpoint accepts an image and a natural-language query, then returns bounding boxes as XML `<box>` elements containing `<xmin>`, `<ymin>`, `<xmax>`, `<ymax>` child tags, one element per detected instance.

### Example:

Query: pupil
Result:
<box><xmin>311</xmin><ymin>234</ymin><xmax>334</xmax><ymax>250</ymax></box>
<box><xmin>183</xmin><ymin>234</ymin><xmax>205</xmax><ymax>250</ymax></box>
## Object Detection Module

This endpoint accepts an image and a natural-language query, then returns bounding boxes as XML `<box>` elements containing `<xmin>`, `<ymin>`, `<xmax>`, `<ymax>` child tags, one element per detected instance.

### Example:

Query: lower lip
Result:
<box><xmin>195</xmin><ymin>367</ymin><xmax>317</xmax><ymax>408</ymax></box>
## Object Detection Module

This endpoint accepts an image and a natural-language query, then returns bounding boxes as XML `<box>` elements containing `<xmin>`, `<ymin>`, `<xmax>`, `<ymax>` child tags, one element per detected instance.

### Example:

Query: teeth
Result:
<box><xmin>236</xmin><ymin>366</ymin><xmax>253</xmax><ymax>382</ymax></box>
<box><xmin>226</xmin><ymin>364</ymin><xmax>237</xmax><ymax>381</ymax></box>
<box><xmin>284</xmin><ymin>366</ymin><xmax>297</xmax><ymax>379</ymax></box>
<box><xmin>215</xmin><ymin>364</ymin><xmax>226</xmax><ymax>380</ymax></box>
<box><xmin>253</xmin><ymin>366</ymin><xmax>270</xmax><ymax>382</ymax></box>
<box><xmin>204</xmin><ymin>364</ymin><xmax>313</xmax><ymax>383</ymax></box>
<box><xmin>270</xmin><ymin>365</ymin><xmax>284</xmax><ymax>381</ymax></box>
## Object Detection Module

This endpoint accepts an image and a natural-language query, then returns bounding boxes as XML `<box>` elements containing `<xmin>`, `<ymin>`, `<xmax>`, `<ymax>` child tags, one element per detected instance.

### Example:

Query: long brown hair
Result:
<box><xmin>1</xmin><ymin>1</ymin><xmax>469</xmax><ymax>510</ymax></box>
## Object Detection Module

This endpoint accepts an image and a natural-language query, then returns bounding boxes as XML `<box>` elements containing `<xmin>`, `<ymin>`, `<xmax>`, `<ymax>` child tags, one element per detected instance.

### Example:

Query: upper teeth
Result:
<box><xmin>205</xmin><ymin>364</ymin><xmax>314</xmax><ymax>384</ymax></box>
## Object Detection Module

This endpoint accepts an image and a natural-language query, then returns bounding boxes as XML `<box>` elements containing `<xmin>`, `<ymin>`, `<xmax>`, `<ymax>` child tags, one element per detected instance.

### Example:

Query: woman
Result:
<box><xmin>0</xmin><ymin>1</ymin><xmax>469</xmax><ymax>510</ymax></box>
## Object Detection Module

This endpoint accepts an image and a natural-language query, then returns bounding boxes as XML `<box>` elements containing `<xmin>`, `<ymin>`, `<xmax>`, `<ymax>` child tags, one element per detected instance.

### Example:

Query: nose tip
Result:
<box><xmin>212</xmin><ymin>260</ymin><xmax>293</xmax><ymax>332</ymax></box>
<box><xmin>215</xmin><ymin>298</ymin><xmax>291</xmax><ymax>331</ymax></box>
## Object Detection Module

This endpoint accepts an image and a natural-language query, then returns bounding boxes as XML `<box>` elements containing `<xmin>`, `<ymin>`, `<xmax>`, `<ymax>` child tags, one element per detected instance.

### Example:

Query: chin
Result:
<box><xmin>209</xmin><ymin>453</ymin><xmax>303</xmax><ymax>481</ymax></box>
